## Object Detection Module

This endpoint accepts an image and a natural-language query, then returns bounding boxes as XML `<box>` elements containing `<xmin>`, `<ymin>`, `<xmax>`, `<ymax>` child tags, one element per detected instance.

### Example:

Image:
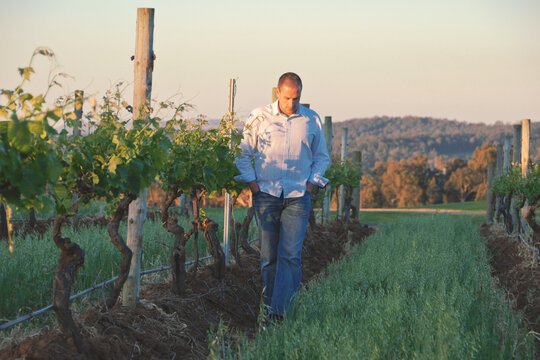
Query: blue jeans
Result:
<box><xmin>252</xmin><ymin>191</ymin><xmax>311</xmax><ymax>316</ymax></box>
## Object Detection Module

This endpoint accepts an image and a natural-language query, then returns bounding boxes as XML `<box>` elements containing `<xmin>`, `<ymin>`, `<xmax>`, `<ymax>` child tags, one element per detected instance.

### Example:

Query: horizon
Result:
<box><xmin>1</xmin><ymin>1</ymin><xmax>539</xmax><ymax>125</ymax></box>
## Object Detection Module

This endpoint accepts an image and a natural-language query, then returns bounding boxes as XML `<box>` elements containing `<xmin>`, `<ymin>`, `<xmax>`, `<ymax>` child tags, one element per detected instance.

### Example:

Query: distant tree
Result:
<box><xmin>360</xmin><ymin>174</ymin><xmax>385</xmax><ymax>208</ymax></box>
<box><xmin>445</xmin><ymin>158</ymin><xmax>467</xmax><ymax>176</ymax></box>
<box><xmin>444</xmin><ymin>167</ymin><xmax>479</xmax><ymax>202</ymax></box>
<box><xmin>468</xmin><ymin>142</ymin><xmax>497</xmax><ymax>172</ymax></box>
<box><xmin>380</xmin><ymin>155</ymin><xmax>428</xmax><ymax>207</ymax></box>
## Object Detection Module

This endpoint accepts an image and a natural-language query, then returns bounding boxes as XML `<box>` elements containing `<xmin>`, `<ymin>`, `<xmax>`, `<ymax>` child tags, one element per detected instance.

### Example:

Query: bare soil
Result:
<box><xmin>481</xmin><ymin>223</ymin><xmax>540</xmax><ymax>358</ymax></box>
<box><xmin>0</xmin><ymin>220</ymin><xmax>374</xmax><ymax>359</ymax></box>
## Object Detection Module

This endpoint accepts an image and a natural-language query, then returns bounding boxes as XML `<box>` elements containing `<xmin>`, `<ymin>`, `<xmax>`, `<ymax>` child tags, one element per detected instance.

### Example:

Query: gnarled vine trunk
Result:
<box><xmin>502</xmin><ymin>194</ymin><xmax>513</xmax><ymax>234</ymax></box>
<box><xmin>240</xmin><ymin>207</ymin><xmax>257</xmax><ymax>255</ymax></box>
<box><xmin>229</xmin><ymin>219</ymin><xmax>242</xmax><ymax>266</ymax></box>
<box><xmin>52</xmin><ymin>215</ymin><xmax>86</xmax><ymax>353</ymax></box>
<box><xmin>342</xmin><ymin>184</ymin><xmax>354</xmax><ymax>228</ymax></box>
<box><xmin>523</xmin><ymin>201</ymin><xmax>540</xmax><ymax>252</ymax></box>
<box><xmin>105</xmin><ymin>195</ymin><xmax>135</xmax><ymax>308</ymax></box>
<box><xmin>229</xmin><ymin>200</ymin><xmax>258</xmax><ymax>264</ymax></box>
<box><xmin>200</xmin><ymin>217</ymin><xmax>225</xmax><ymax>280</ymax></box>
<box><xmin>161</xmin><ymin>188</ymin><xmax>187</xmax><ymax>296</ymax></box>
<box><xmin>0</xmin><ymin>203</ymin><xmax>8</xmax><ymax>242</ymax></box>
<box><xmin>188</xmin><ymin>188</ymin><xmax>204</xmax><ymax>273</ymax></box>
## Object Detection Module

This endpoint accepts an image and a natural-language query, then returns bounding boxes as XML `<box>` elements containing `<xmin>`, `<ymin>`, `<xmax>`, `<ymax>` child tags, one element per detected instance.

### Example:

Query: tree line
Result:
<box><xmin>331</xmin><ymin>116</ymin><xmax>539</xmax><ymax>170</ymax></box>
<box><xmin>360</xmin><ymin>143</ymin><xmax>496</xmax><ymax>208</ymax></box>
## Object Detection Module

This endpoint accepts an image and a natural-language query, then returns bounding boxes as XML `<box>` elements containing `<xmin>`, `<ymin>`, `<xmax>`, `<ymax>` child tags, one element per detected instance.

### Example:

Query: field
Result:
<box><xmin>235</xmin><ymin>216</ymin><xmax>535</xmax><ymax>359</ymax></box>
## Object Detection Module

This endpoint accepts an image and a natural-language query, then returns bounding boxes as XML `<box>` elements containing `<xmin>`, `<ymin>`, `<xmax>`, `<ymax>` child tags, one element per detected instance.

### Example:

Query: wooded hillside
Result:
<box><xmin>331</xmin><ymin>116</ymin><xmax>539</xmax><ymax>169</ymax></box>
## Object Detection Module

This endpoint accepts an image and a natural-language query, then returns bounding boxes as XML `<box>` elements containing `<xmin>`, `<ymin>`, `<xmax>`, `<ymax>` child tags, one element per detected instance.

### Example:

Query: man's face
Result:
<box><xmin>276</xmin><ymin>80</ymin><xmax>301</xmax><ymax>117</ymax></box>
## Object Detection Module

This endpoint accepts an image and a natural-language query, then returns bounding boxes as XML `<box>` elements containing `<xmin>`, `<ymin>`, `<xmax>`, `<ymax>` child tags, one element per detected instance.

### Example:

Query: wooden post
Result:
<box><xmin>123</xmin><ymin>8</ymin><xmax>154</xmax><ymax>308</ymax></box>
<box><xmin>520</xmin><ymin>119</ymin><xmax>531</xmax><ymax>232</ymax></box>
<box><xmin>338</xmin><ymin>128</ymin><xmax>348</xmax><ymax>219</ymax></box>
<box><xmin>73</xmin><ymin>90</ymin><xmax>83</xmax><ymax>136</ymax></box>
<box><xmin>351</xmin><ymin>151</ymin><xmax>362</xmax><ymax>219</ymax></box>
<box><xmin>272</xmin><ymin>87</ymin><xmax>278</xmax><ymax>102</ymax></box>
<box><xmin>503</xmin><ymin>135</ymin><xmax>511</xmax><ymax>171</ymax></box>
<box><xmin>521</xmin><ymin>119</ymin><xmax>530</xmax><ymax>177</ymax></box>
<box><xmin>322</xmin><ymin>116</ymin><xmax>333</xmax><ymax>225</ymax></box>
<box><xmin>494</xmin><ymin>144</ymin><xmax>503</xmax><ymax>222</ymax></box>
<box><xmin>510</xmin><ymin>124</ymin><xmax>522</xmax><ymax>231</ymax></box>
<box><xmin>512</xmin><ymin>124</ymin><xmax>521</xmax><ymax>165</ymax></box>
<box><xmin>223</xmin><ymin>78</ymin><xmax>236</xmax><ymax>266</ymax></box>
<box><xmin>496</xmin><ymin>144</ymin><xmax>503</xmax><ymax>177</ymax></box>
<box><xmin>486</xmin><ymin>162</ymin><xmax>495</xmax><ymax>224</ymax></box>
<box><xmin>71</xmin><ymin>91</ymin><xmax>84</xmax><ymax>208</ymax></box>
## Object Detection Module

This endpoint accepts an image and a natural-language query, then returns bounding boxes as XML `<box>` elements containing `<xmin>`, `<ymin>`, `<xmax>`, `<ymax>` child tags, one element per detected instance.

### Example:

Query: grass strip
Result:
<box><xmin>235</xmin><ymin>215</ymin><xmax>534</xmax><ymax>359</ymax></box>
<box><xmin>0</xmin><ymin>207</ymin><xmax>256</xmax><ymax>327</ymax></box>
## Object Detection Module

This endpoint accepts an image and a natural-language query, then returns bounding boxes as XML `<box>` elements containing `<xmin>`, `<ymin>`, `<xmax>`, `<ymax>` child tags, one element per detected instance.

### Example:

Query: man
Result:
<box><xmin>235</xmin><ymin>72</ymin><xmax>330</xmax><ymax>318</ymax></box>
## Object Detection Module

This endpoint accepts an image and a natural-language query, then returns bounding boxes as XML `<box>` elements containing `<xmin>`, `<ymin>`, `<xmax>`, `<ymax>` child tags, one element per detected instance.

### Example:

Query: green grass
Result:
<box><xmin>0</xmin><ymin>206</ymin><xmax>257</xmax><ymax>329</ymax></box>
<box><xmin>232</xmin><ymin>215</ymin><xmax>533</xmax><ymax>359</ymax></box>
<box><xmin>358</xmin><ymin>210</ymin><xmax>432</xmax><ymax>224</ymax></box>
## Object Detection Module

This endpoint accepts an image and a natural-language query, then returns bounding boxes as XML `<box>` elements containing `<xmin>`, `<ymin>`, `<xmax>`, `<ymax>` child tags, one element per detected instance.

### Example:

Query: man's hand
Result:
<box><xmin>306</xmin><ymin>181</ymin><xmax>315</xmax><ymax>194</ymax></box>
<box><xmin>248</xmin><ymin>180</ymin><xmax>260</xmax><ymax>194</ymax></box>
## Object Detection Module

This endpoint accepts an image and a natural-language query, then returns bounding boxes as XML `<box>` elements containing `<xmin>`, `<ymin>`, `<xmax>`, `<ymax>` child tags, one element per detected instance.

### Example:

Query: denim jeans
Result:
<box><xmin>252</xmin><ymin>191</ymin><xmax>311</xmax><ymax>316</ymax></box>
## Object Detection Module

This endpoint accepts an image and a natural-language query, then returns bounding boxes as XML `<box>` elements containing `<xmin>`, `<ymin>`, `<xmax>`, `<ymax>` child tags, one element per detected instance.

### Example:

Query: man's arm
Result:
<box><xmin>307</xmin><ymin>116</ymin><xmax>330</xmax><ymax>190</ymax></box>
<box><xmin>234</xmin><ymin>113</ymin><xmax>261</xmax><ymax>189</ymax></box>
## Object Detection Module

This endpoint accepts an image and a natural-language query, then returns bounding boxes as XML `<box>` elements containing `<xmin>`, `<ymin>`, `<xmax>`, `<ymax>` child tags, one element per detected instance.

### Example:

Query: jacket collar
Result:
<box><xmin>271</xmin><ymin>100</ymin><xmax>305</xmax><ymax>117</ymax></box>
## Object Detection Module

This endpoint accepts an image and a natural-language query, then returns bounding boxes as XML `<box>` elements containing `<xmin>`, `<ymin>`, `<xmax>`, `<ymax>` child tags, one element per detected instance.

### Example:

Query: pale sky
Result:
<box><xmin>1</xmin><ymin>0</ymin><xmax>539</xmax><ymax>124</ymax></box>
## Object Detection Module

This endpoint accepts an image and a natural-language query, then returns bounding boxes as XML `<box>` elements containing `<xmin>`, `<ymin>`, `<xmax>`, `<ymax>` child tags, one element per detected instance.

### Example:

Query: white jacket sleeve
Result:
<box><xmin>308</xmin><ymin>115</ymin><xmax>330</xmax><ymax>187</ymax></box>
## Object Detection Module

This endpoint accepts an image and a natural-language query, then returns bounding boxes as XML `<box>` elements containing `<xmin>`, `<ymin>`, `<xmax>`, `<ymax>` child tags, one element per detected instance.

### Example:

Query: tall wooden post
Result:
<box><xmin>351</xmin><ymin>151</ymin><xmax>362</xmax><ymax>219</ymax></box>
<box><xmin>496</xmin><ymin>144</ymin><xmax>503</xmax><ymax>177</ymax></box>
<box><xmin>322</xmin><ymin>116</ymin><xmax>333</xmax><ymax>224</ymax></box>
<box><xmin>223</xmin><ymin>78</ymin><xmax>236</xmax><ymax>265</ymax></box>
<box><xmin>123</xmin><ymin>8</ymin><xmax>154</xmax><ymax>307</ymax></box>
<box><xmin>520</xmin><ymin>119</ymin><xmax>531</xmax><ymax>232</ymax></box>
<box><xmin>486</xmin><ymin>162</ymin><xmax>495</xmax><ymax>224</ymax></box>
<box><xmin>510</xmin><ymin>124</ymin><xmax>522</xmax><ymax>231</ymax></box>
<box><xmin>73</xmin><ymin>90</ymin><xmax>83</xmax><ymax>136</ymax></box>
<box><xmin>272</xmin><ymin>87</ymin><xmax>278</xmax><ymax>102</ymax></box>
<box><xmin>338</xmin><ymin>128</ymin><xmax>348</xmax><ymax>219</ymax></box>
<box><xmin>521</xmin><ymin>119</ymin><xmax>530</xmax><ymax>177</ymax></box>
<box><xmin>494</xmin><ymin>144</ymin><xmax>503</xmax><ymax>222</ymax></box>
<box><xmin>503</xmin><ymin>135</ymin><xmax>511</xmax><ymax>171</ymax></box>
<box><xmin>512</xmin><ymin>124</ymin><xmax>522</xmax><ymax>165</ymax></box>
<box><xmin>71</xmin><ymin>91</ymin><xmax>84</xmax><ymax>208</ymax></box>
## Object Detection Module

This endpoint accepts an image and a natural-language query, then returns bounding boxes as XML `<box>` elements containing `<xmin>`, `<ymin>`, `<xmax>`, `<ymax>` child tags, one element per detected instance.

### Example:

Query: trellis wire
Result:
<box><xmin>0</xmin><ymin>238</ymin><xmax>259</xmax><ymax>331</ymax></box>
<box><xmin>506</xmin><ymin>232</ymin><xmax>540</xmax><ymax>262</ymax></box>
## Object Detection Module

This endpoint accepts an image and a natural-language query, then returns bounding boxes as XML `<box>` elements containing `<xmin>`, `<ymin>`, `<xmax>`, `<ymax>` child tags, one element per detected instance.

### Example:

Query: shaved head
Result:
<box><xmin>278</xmin><ymin>72</ymin><xmax>302</xmax><ymax>91</ymax></box>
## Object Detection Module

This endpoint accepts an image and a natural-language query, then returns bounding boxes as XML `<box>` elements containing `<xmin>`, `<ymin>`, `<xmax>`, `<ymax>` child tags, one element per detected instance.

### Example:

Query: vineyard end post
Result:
<box><xmin>338</xmin><ymin>127</ymin><xmax>348</xmax><ymax>219</ymax></box>
<box><xmin>503</xmin><ymin>135</ymin><xmax>511</xmax><ymax>170</ymax></box>
<box><xmin>272</xmin><ymin>87</ymin><xmax>278</xmax><ymax>103</ymax></box>
<box><xmin>486</xmin><ymin>162</ymin><xmax>495</xmax><ymax>224</ymax></box>
<box><xmin>512</xmin><ymin>124</ymin><xmax>521</xmax><ymax>165</ymax></box>
<box><xmin>73</xmin><ymin>90</ymin><xmax>83</xmax><ymax>137</ymax></box>
<box><xmin>322</xmin><ymin>116</ymin><xmax>333</xmax><ymax>225</ymax></box>
<box><xmin>510</xmin><ymin>123</ymin><xmax>522</xmax><ymax>231</ymax></box>
<box><xmin>520</xmin><ymin>119</ymin><xmax>531</xmax><ymax>233</ymax></box>
<box><xmin>351</xmin><ymin>151</ymin><xmax>362</xmax><ymax>219</ymax></box>
<box><xmin>494</xmin><ymin>143</ymin><xmax>503</xmax><ymax>222</ymax></box>
<box><xmin>123</xmin><ymin>7</ymin><xmax>154</xmax><ymax>308</ymax></box>
<box><xmin>521</xmin><ymin>119</ymin><xmax>530</xmax><ymax>178</ymax></box>
<box><xmin>223</xmin><ymin>78</ymin><xmax>236</xmax><ymax>266</ymax></box>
